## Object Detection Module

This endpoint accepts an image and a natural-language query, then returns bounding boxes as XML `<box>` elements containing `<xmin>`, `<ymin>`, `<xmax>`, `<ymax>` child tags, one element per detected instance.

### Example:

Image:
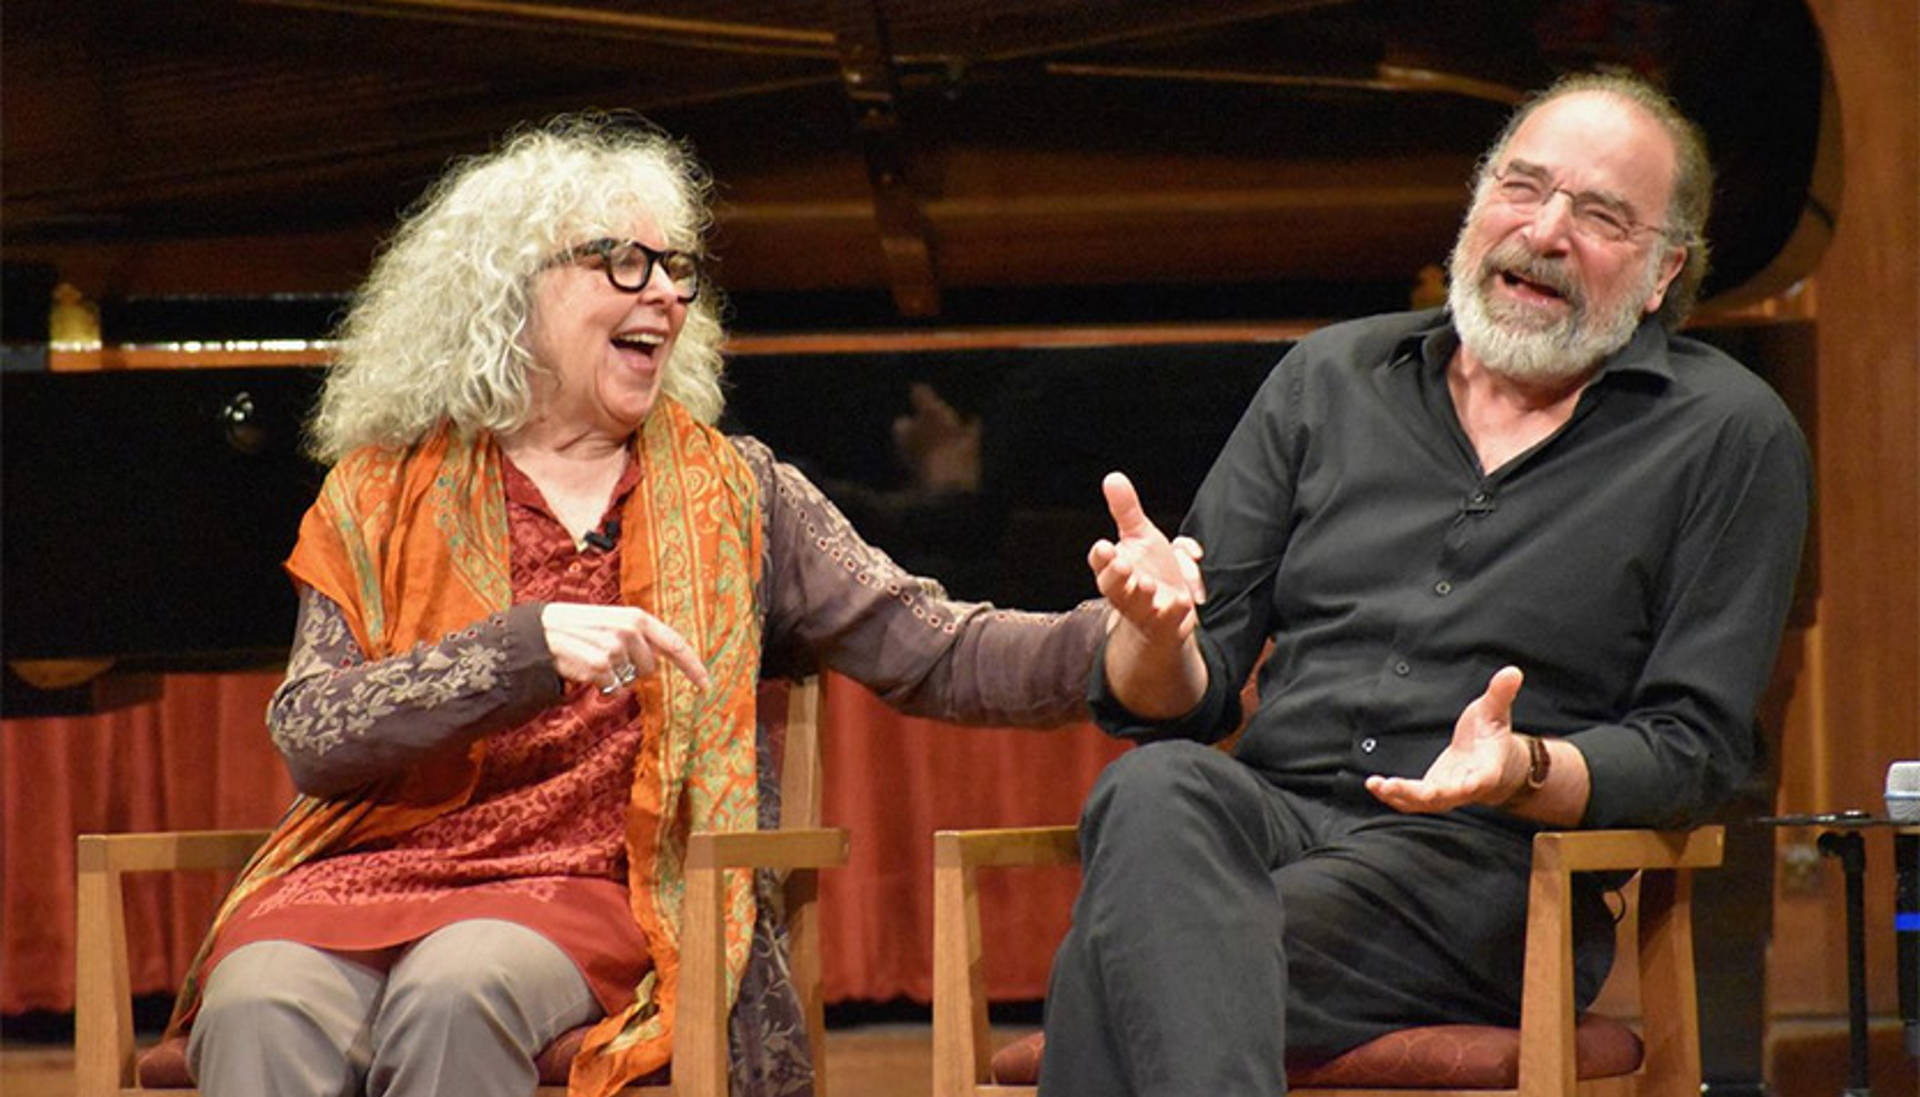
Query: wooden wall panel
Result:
<box><xmin>1770</xmin><ymin>0</ymin><xmax>1920</xmax><ymax>1018</ymax></box>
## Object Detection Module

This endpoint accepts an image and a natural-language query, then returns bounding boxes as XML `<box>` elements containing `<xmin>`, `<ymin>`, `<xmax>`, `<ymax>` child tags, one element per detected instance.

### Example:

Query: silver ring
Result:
<box><xmin>599</xmin><ymin>662</ymin><xmax>638</xmax><ymax>694</ymax></box>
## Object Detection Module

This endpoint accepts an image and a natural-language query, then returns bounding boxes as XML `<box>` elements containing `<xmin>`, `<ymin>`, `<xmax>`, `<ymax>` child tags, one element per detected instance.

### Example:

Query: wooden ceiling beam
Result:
<box><xmin>718</xmin><ymin>182</ymin><xmax>1466</xmax><ymax>224</ymax></box>
<box><xmin>964</xmin><ymin>0</ymin><xmax>1358</xmax><ymax>65</ymax></box>
<box><xmin>239</xmin><ymin>0</ymin><xmax>837</xmax><ymax>57</ymax></box>
<box><xmin>1043</xmin><ymin>61</ymin><xmax>1525</xmax><ymax>105</ymax></box>
<box><xmin>833</xmin><ymin>0</ymin><xmax>941</xmax><ymax>317</ymax></box>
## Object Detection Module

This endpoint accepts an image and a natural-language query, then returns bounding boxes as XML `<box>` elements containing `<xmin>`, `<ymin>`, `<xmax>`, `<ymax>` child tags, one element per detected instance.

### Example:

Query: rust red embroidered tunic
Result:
<box><xmin>206</xmin><ymin>437</ymin><xmax>1104</xmax><ymax>1014</ymax></box>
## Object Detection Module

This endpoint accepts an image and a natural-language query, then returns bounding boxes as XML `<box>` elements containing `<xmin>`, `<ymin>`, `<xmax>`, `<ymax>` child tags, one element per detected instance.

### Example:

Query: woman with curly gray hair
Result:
<box><xmin>165</xmin><ymin>113</ymin><xmax>1104</xmax><ymax>1097</ymax></box>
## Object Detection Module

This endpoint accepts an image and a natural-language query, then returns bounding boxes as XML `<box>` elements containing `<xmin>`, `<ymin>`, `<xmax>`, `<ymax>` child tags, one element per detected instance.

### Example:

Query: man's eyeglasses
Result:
<box><xmin>1487</xmin><ymin>166</ymin><xmax>1671</xmax><ymax>245</ymax></box>
<box><xmin>548</xmin><ymin>238</ymin><xmax>702</xmax><ymax>301</ymax></box>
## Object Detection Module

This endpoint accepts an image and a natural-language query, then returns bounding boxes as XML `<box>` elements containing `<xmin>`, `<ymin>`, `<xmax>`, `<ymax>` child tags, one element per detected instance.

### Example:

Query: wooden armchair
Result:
<box><xmin>75</xmin><ymin>676</ymin><xmax>848</xmax><ymax>1097</ymax></box>
<box><xmin>933</xmin><ymin>823</ymin><xmax>1724</xmax><ymax>1097</ymax></box>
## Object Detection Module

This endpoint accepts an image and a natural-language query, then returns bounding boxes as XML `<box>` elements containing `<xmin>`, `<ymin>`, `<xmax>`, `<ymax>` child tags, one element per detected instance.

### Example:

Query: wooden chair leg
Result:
<box><xmin>1635</xmin><ymin>868</ymin><xmax>1704</xmax><ymax>1097</ymax></box>
<box><xmin>1518</xmin><ymin>834</ymin><xmax>1580</xmax><ymax>1097</ymax></box>
<box><xmin>75</xmin><ymin>835</ymin><xmax>139</xmax><ymax>1093</ymax></box>
<box><xmin>932</xmin><ymin>832</ymin><xmax>992</xmax><ymax>1097</ymax></box>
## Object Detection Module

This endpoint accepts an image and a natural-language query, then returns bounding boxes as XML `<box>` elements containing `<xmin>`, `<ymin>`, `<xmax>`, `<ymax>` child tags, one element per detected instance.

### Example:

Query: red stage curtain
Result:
<box><xmin>818</xmin><ymin>674</ymin><xmax>1124</xmax><ymax>1003</ymax></box>
<box><xmin>1</xmin><ymin>672</ymin><xmax>292</xmax><ymax>1015</ymax></box>
<box><xmin>1</xmin><ymin>671</ymin><xmax>1124</xmax><ymax>1014</ymax></box>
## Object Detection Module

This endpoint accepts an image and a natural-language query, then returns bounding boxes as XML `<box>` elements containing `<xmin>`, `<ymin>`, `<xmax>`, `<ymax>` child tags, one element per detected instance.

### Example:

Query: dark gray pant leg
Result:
<box><xmin>1278</xmin><ymin>811</ymin><xmax>1539</xmax><ymax>1061</ymax></box>
<box><xmin>1038</xmin><ymin>741</ymin><xmax>1317</xmax><ymax>1097</ymax></box>
<box><xmin>1280</xmin><ymin>808</ymin><xmax>1621</xmax><ymax>1064</ymax></box>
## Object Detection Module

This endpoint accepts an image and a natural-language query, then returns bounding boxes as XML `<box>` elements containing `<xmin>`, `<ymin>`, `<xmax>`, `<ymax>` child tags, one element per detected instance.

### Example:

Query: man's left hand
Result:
<box><xmin>1365</xmin><ymin>665</ymin><xmax>1530</xmax><ymax>813</ymax></box>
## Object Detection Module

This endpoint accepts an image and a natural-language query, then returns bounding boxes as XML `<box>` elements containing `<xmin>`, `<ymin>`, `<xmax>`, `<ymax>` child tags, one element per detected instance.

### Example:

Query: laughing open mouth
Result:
<box><xmin>1498</xmin><ymin>268</ymin><xmax>1568</xmax><ymax>301</ymax></box>
<box><xmin>612</xmin><ymin>331</ymin><xmax>666</xmax><ymax>352</ymax></box>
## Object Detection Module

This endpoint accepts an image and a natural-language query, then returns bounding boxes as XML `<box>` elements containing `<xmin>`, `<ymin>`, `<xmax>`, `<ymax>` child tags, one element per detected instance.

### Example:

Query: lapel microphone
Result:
<box><xmin>583</xmin><ymin>518</ymin><xmax>620</xmax><ymax>552</ymax></box>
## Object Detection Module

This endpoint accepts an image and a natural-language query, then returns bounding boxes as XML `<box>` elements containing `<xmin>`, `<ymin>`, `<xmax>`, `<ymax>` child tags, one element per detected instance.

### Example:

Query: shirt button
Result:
<box><xmin>1393</xmin><ymin>661</ymin><xmax>1411</xmax><ymax>676</ymax></box>
<box><xmin>1434</xmin><ymin>580</ymin><xmax>1453</xmax><ymax>596</ymax></box>
<box><xmin>1471</xmin><ymin>491</ymin><xmax>1490</xmax><ymax>504</ymax></box>
<box><xmin>1360</xmin><ymin>737</ymin><xmax>1378</xmax><ymax>753</ymax></box>
<box><xmin>568</xmin><ymin>562</ymin><xmax>582</xmax><ymax>574</ymax></box>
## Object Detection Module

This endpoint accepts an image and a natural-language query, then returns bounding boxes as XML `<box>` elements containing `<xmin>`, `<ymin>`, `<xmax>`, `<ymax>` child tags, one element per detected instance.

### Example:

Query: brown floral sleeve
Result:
<box><xmin>734</xmin><ymin>434</ymin><xmax>1105</xmax><ymax>727</ymax></box>
<box><xmin>267</xmin><ymin>589</ymin><xmax>564</xmax><ymax>797</ymax></box>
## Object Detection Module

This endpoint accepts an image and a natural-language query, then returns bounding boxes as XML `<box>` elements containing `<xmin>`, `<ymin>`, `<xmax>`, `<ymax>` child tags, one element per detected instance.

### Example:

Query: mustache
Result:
<box><xmin>1485</xmin><ymin>243</ymin><xmax>1584</xmax><ymax>310</ymax></box>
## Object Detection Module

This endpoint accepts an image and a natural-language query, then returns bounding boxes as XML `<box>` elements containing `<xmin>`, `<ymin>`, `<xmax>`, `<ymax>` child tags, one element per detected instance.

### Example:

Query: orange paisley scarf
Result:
<box><xmin>164</xmin><ymin>398</ymin><xmax>763</xmax><ymax>1096</ymax></box>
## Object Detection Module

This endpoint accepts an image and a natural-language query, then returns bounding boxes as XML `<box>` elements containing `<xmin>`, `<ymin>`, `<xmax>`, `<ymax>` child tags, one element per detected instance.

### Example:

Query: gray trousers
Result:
<box><xmin>187</xmin><ymin>918</ymin><xmax>602</xmax><ymax>1097</ymax></box>
<box><xmin>1037</xmin><ymin>740</ymin><xmax>1615</xmax><ymax>1097</ymax></box>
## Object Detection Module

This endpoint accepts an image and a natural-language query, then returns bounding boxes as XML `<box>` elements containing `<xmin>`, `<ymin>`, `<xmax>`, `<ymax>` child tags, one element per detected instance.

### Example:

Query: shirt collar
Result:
<box><xmin>1394</xmin><ymin>309</ymin><xmax>1676</xmax><ymax>384</ymax></box>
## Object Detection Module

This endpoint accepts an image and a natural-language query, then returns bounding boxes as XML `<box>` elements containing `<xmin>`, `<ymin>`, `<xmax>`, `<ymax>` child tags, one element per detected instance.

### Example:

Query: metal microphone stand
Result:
<box><xmin>1763</xmin><ymin>811</ymin><xmax>1920</xmax><ymax>1097</ymax></box>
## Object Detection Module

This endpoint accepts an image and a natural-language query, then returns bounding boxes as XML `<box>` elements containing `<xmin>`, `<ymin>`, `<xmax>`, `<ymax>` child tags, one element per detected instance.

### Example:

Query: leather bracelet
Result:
<box><xmin>1519</xmin><ymin>734</ymin><xmax>1551</xmax><ymax>791</ymax></box>
<box><xmin>1501</xmin><ymin>734</ymin><xmax>1551</xmax><ymax>806</ymax></box>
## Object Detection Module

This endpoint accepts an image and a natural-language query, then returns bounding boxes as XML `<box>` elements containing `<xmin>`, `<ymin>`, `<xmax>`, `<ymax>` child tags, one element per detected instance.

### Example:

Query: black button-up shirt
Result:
<box><xmin>1093</xmin><ymin>308</ymin><xmax>1811</xmax><ymax>828</ymax></box>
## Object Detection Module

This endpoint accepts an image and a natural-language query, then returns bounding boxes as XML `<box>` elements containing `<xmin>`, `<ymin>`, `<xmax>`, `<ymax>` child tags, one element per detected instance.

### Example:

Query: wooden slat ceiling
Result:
<box><xmin>1</xmin><ymin>0</ymin><xmax>1830</xmax><ymax>329</ymax></box>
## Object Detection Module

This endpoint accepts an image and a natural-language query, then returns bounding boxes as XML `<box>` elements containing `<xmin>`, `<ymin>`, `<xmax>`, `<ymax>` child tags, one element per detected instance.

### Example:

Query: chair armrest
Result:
<box><xmin>686</xmin><ymin>826</ymin><xmax>850</xmax><ymax>872</ymax></box>
<box><xmin>934</xmin><ymin>825</ymin><xmax>1078</xmax><ymax>871</ymax></box>
<box><xmin>80</xmin><ymin>828</ymin><xmax>274</xmax><ymax>873</ymax></box>
<box><xmin>1533</xmin><ymin>826</ymin><xmax>1724</xmax><ymax>873</ymax></box>
<box><xmin>1517</xmin><ymin>826</ymin><xmax>1722</xmax><ymax>1097</ymax></box>
<box><xmin>74</xmin><ymin>829</ymin><xmax>271</xmax><ymax>1094</ymax></box>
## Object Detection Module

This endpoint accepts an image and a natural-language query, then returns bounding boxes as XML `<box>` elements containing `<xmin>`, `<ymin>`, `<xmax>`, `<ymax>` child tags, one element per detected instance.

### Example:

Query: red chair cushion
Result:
<box><xmin>136</xmin><ymin>1037</ymin><xmax>193</xmax><ymax>1087</ymax></box>
<box><xmin>989</xmin><ymin>1016</ymin><xmax>1645</xmax><ymax>1088</ymax></box>
<box><xmin>535</xmin><ymin>1026</ymin><xmax>594</xmax><ymax>1084</ymax></box>
<box><xmin>135</xmin><ymin>1026</ymin><xmax>671</xmax><ymax>1088</ymax></box>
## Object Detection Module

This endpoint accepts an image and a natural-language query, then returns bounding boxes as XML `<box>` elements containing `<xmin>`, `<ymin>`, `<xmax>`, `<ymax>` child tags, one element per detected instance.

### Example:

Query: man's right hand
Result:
<box><xmin>1087</xmin><ymin>472</ymin><xmax>1209</xmax><ymax>717</ymax></box>
<box><xmin>1088</xmin><ymin>472</ymin><xmax>1205</xmax><ymax>645</ymax></box>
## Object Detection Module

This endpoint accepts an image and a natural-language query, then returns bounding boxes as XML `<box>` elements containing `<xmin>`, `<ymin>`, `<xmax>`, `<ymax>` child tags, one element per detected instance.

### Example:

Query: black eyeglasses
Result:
<box><xmin>548</xmin><ymin>238</ymin><xmax>702</xmax><ymax>301</ymax></box>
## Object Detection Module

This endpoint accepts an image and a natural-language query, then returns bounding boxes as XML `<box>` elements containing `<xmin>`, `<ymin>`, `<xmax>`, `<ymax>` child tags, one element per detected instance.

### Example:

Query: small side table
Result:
<box><xmin>1759</xmin><ymin>812</ymin><xmax>1920</xmax><ymax>1097</ymax></box>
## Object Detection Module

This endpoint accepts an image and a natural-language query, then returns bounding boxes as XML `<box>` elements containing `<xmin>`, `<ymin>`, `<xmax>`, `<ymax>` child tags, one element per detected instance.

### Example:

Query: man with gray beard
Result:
<box><xmin>1037</xmin><ymin>72</ymin><xmax>1811</xmax><ymax>1097</ymax></box>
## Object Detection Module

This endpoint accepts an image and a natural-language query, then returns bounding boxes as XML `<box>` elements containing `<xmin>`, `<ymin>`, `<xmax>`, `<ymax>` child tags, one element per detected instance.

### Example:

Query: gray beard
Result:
<box><xmin>1447</xmin><ymin>239</ymin><xmax>1656</xmax><ymax>384</ymax></box>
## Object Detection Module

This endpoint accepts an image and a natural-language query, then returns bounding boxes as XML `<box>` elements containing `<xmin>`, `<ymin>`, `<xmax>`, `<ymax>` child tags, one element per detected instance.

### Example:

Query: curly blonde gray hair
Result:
<box><xmin>307</xmin><ymin>113</ymin><xmax>727</xmax><ymax>463</ymax></box>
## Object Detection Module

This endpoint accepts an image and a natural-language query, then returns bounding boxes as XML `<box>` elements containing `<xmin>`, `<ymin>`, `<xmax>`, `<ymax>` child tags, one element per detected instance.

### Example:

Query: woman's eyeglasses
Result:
<box><xmin>547</xmin><ymin>238</ymin><xmax>702</xmax><ymax>301</ymax></box>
